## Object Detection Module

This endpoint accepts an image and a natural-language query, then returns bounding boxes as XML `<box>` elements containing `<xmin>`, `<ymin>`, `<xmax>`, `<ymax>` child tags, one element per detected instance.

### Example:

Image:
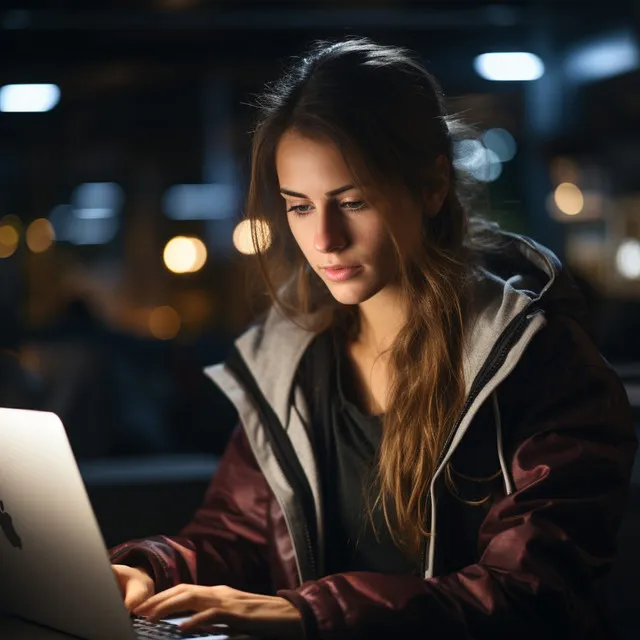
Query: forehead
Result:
<box><xmin>275</xmin><ymin>131</ymin><xmax>353</xmax><ymax>185</ymax></box>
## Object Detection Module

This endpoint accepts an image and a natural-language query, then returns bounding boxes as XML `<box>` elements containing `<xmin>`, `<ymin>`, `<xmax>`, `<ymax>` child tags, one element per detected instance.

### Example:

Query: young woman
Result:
<box><xmin>109</xmin><ymin>38</ymin><xmax>637</xmax><ymax>639</ymax></box>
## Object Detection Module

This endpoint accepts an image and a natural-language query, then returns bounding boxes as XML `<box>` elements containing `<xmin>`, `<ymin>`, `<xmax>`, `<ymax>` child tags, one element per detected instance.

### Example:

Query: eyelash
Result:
<box><xmin>287</xmin><ymin>201</ymin><xmax>367</xmax><ymax>216</ymax></box>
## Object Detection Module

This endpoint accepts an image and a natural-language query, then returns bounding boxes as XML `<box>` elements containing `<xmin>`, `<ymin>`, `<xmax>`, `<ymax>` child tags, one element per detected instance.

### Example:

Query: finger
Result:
<box><xmin>178</xmin><ymin>608</ymin><xmax>229</xmax><ymax>631</ymax></box>
<box><xmin>134</xmin><ymin>585</ymin><xmax>186</xmax><ymax>614</ymax></box>
<box><xmin>140</xmin><ymin>592</ymin><xmax>196</xmax><ymax>622</ymax></box>
<box><xmin>124</xmin><ymin>584</ymin><xmax>152</xmax><ymax>612</ymax></box>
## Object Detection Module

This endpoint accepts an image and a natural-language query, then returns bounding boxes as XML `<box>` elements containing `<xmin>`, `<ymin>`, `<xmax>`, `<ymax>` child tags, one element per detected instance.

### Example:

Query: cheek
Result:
<box><xmin>357</xmin><ymin>219</ymin><xmax>394</xmax><ymax>259</ymax></box>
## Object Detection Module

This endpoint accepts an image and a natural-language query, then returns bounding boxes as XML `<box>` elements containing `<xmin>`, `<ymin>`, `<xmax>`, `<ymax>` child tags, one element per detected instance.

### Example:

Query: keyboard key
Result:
<box><xmin>132</xmin><ymin>615</ymin><xmax>213</xmax><ymax>639</ymax></box>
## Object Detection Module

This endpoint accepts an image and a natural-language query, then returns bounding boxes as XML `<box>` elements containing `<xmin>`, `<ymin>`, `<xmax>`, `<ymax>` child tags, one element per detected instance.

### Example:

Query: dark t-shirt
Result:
<box><xmin>296</xmin><ymin>326</ymin><xmax>419</xmax><ymax>577</ymax></box>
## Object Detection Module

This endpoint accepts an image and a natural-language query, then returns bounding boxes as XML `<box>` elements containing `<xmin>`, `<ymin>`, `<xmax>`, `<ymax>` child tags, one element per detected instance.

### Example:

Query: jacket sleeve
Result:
<box><xmin>109</xmin><ymin>425</ymin><xmax>272</xmax><ymax>594</ymax></box>
<box><xmin>278</xmin><ymin>317</ymin><xmax>638</xmax><ymax>640</ymax></box>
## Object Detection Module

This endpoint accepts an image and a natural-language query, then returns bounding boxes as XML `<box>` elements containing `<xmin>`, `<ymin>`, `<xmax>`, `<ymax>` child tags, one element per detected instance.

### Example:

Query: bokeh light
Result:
<box><xmin>0</xmin><ymin>222</ymin><xmax>19</xmax><ymax>258</ymax></box>
<box><xmin>474</xmin><ymin>52</ymin><xmax>545</xmax><ymax>81</ymax></box>
<box><xmin>453</xmin><ymin>139</ymin><xmax>503</xmax><ymax>182</ymax></box>
<box><xmin>482</xmin><ymin>128</ymin><xmax>517</xmax><ymax>162</ymax></box>
<box><xmin>163</xmin><ymin>236</ymin><xmax>207</xmax><ymax>274</ymax></box>
<box><xmin>616</xmin><ymin>239</ymin><xmax>640</xmax><ymax>279</ymax></box>
<box><xmin>26</xmin><ymin>218</ymin><xmax>55</xmax><ymax>253</ymax></box>
<box><xmin>233</xmin><ymin>219</ymin><xmax>272</xmax><ymax>255</ymax></box>
<box><xmin>554</xmin><ymin>183</ymin><xmax>584</xmax><ymax>216</ymax></box>
<box><xmin>0</xmin><ymin>83</ymin><xmax>60</xmax><ymax>112</ymax></box>
<box><xmin>148</xmin><ymin>305</ymin><xmax>181</xmax><ymax>340</ymax></box>
<box><xmin>1</xmin><ymin>214</ymin><xmax>23</xmax><ymax>233</ymax></box>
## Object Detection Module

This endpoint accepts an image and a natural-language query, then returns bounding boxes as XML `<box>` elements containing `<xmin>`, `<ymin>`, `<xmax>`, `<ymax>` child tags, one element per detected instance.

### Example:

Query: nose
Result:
<box><xmin>313</xmin><ymin>204</ymin><xmax>348</xmax><ymax>253</ymax></box>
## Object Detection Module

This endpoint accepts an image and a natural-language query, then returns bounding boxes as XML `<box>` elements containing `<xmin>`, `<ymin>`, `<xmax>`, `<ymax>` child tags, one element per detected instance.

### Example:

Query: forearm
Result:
<box><xmin>109</xmin><ymin>425</ymin><xmax>274</xmax><ymax>594</ymax></box>
<box><xmin>109</xmin><ymin>533</ymin><xmax>271</xmax><ymax>593</ymax></box>
<box><xmin>278</xmin><ymin>565</ymin><xmax>594</xmax><ymax>640</ymax></box>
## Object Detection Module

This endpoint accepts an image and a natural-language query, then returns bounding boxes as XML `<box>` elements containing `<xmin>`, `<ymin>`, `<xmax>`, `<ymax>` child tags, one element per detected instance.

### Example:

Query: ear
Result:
<box><xmin>424</xmin><ymin>154</ymin><xmax>451</xmax><ymax>217</ymax></box>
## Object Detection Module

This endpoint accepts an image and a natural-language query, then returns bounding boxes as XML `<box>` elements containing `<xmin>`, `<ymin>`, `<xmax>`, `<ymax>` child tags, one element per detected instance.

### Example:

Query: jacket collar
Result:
<box><xmin>217</xmin><ymin>230</ymin><xmax>580</xmax><ymax>426</ymax></box>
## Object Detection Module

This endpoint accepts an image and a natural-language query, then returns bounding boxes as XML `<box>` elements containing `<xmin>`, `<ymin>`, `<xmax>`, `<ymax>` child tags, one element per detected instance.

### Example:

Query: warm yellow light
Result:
<box><xmin>163</xmin><ymin>236</ymin><xmax>207</xmax><ymax>274</ymax></box>
<box><xmin>554</xmin><ymin>182</ymin><xmax>584</xmax><ymax>216</ymax></box>
<box><xmin>1</xmin><ymin>214</ymin><xmax>22</xmax><ymax>232</ymax></box>
<box><xmin>233</xmin><ymin>219</ymin><xmax>272</xmax><ymax>255</ymax></box>
<box><xmin>0</xmin><ymin>224</ymin><xmax>19</xmax><ymax>258</ymax></box>
<box><xmin>148</xmin><ymin>305</ymin><xmax>181</xmax><ymax>340</ymax></box>
<box><xmin>26</xmin><ymin>218</ymin><xmax>55</xmax><ymax>253</ymax></box>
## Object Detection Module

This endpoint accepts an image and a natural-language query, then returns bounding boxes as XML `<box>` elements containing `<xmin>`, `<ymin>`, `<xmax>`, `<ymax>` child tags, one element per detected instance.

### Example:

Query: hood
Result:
<box><xmin>207</xmin><ymin>230</ymin><xmax>585</xmax><ymax>426</ymax></box>
<box><xmin>459</xmin><ymin>230</ymin><xmax>586</xmax><ymax>397</ymax></box>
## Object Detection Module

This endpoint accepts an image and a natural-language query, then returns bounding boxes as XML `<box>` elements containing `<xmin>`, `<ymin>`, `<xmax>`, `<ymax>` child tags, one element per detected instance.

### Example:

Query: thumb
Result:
<box><xmin>124</xmin><ymin>581</ymin><xmax>152</xmax><ymax>613</ymax></box>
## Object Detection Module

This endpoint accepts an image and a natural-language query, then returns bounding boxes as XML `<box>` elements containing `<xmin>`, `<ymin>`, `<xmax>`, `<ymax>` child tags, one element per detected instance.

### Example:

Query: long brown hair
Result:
<box><xmin>244</xmin><ymin>37</ymin><xmax>501</xmax><ymax>558</ymax></box>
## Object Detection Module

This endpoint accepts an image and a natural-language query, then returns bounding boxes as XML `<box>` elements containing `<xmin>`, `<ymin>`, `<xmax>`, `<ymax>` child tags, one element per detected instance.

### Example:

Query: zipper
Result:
<box><xmin>225</xmin><ymin>346</ymin><xmax>318</xmax><ymax>582</ymax></box>
<box><xmin>422</xmin><ymin>305</ymin><xmax>539</xmax><ymax>575</ymax></box>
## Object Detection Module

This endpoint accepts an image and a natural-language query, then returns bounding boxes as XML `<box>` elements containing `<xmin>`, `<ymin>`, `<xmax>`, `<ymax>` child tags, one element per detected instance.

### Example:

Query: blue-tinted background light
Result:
<box><xmin>565</xmin><ymin>30</ymin><xmax>640</xmax><ymax>83</ymax></box>
<box><xmin>163</xmin><ymin>183</ymin><xmax>238</xmax><ymax>220</ymax></box>
<box><xmin>453</xmin><ymin>139</ymin><xmax>503</xmax><ymax>183</ymax></box>
<box><xmin>49</xmin><ymin>182</ymin><xmax>124</xmax><ymax>245</ymax></box>
<box><xmin>71</xmin><ymin>182</ymin><xmax>124</xmax><ymax>211</ymax></box>
<box><xmin>474</xmin><ymin>52</ymin><xmax>545</xmax><ymax>81</ymax></box>
<box><xmin>482</xmin><ymin>128</ymin><xmax>517</xmax><ymax>162</ymax></box>
<box><xmin>0</xmin><ymin>83</ymin><xmax>60</xmax><ymax>112</ymax></box>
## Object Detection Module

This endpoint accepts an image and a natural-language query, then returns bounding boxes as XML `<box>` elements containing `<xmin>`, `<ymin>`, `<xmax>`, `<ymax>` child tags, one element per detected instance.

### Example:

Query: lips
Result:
<box><xmin>321</xmin><ymin>265</ymin><xmax>363</xmax><ymax>282</ymax></box>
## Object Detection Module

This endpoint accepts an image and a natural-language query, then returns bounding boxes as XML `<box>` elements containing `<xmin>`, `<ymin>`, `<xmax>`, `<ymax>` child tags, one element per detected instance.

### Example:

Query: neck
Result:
<box><xmin>355</xmin><ymin>285</ymin><xmax>407</xmax><ymax>356</ymax></box>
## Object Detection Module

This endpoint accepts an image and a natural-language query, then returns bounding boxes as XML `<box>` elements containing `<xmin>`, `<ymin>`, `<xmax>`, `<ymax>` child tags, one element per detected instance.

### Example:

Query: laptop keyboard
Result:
<box><xmin>132</xmin><ymin>616</ymin><xmax>215</xmax><ymax>639</ymax></box>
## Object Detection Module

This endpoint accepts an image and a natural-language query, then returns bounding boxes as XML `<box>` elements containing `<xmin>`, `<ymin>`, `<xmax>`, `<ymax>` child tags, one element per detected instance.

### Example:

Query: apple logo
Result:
<box><xmin>0</xmin><ymin>499</ymin><xmax>22</xmax><ymax>549</ymax></box>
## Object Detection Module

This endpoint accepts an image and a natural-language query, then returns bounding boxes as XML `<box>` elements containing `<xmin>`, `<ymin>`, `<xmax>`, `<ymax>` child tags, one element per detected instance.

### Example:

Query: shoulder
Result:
<box><xmin>519</xmin><ymin>311</ymin><xmax>607</xmax><ymax>373</ymax></box>
<box><xmin>497</xmin><ymin>311</ymin><xmax>634</xmax><ymax>451</ymax></box>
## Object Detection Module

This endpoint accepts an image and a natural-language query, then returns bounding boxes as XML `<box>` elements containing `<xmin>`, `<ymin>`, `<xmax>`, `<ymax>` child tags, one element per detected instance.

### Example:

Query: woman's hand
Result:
<box><xmin>132</xmin><ymin>584</ymin><xmax>304</xmax><ymax>639</ymax></box>
<box><xmin>112</xmin><ymin>564</ymin><xmax>155</xmax><ymax>612</ymax></box>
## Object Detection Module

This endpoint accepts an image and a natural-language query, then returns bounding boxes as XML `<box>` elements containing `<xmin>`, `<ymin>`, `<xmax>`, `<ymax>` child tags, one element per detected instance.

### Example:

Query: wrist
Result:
<box><xmin>132</xmin><ymin>565</ymin><xmax>154</xmax><ymax>584</ymax></box>
<box><xmin>277</xmin><ymin>591</ymin><xmax>315</xmax><ymax>640</ymax></box>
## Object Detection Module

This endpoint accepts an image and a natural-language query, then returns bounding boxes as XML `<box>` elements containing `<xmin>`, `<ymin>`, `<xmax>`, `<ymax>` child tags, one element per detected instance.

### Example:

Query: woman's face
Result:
<box><xmin>275</xmin><ymin>129</ymin><xmax>423</xmax><ymax>306</ymax></box>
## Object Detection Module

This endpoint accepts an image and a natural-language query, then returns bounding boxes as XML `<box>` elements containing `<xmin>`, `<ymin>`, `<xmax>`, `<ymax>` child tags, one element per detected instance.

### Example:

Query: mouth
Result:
<box><xmin>320</xmin><ymin>265</ymin><xmax>363</xmax><ymax>282</ymax></box>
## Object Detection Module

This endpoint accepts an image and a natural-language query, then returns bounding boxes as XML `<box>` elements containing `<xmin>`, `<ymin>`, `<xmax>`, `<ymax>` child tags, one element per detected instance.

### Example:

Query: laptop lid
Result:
<box><xmin>0</xmin><ymin>611</ymin><xmax>89</xmax><ymax>640</ymax></box>
<box><xmin>0</xmin><ymin>408</ymin><xmax>236</xmax><ymax>640</ymax></box>
<box><xmin>0</xmin><ymin>408</ymin><xmax>138</xmax><ymax>640</ymax></box>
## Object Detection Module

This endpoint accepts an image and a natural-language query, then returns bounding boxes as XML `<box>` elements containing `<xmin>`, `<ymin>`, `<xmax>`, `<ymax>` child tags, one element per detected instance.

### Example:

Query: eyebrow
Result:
<box><xmin>279</xmin><ymin>184</ymin><xmax>356</xmax><ymax>199</ymax></box>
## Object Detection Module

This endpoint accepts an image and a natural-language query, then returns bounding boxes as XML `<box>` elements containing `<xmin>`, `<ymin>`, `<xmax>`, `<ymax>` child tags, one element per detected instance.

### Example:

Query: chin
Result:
<box><xmin>325</xmin><ymin>282</ymin><xmax>382</xmax><ymax>306</ymax></box>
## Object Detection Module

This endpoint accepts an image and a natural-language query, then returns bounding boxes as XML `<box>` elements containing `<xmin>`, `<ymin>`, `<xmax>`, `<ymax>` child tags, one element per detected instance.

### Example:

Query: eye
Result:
<box><xmin>342</xmin><ymin>200</ymin><xmax>367</xmax><ymax>211</ymax></box>
<box><xmin>287</xmin><ymin>204</ymin><xmax>313</xmax><ymax>215</ymax></box>
<box><xmin>286</xmin><ymin>200</ymin><xmax>368</xmax><ymax>216</ymax></box>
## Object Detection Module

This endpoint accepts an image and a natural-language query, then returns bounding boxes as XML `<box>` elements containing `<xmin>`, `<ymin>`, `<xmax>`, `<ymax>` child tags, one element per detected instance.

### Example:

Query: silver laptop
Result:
<box><xmin>0</xmin><ymin>407</ymin><xmax>237</xmax><ymax>640</ymax></box>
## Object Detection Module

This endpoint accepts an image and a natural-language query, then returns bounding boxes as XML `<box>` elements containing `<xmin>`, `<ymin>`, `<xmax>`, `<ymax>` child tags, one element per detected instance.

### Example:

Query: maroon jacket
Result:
<box><xmin>110</xmin><ymin>233</ymin><xmax>637</xmax><ymax>639</ymax></box>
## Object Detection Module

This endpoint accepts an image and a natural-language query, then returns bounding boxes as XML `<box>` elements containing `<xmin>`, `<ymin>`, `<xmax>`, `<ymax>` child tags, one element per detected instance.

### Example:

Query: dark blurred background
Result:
<box><xmin>0</xmin><ymin>0</ymin><xmax>639</xmax><ymax>636</ymax></box>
